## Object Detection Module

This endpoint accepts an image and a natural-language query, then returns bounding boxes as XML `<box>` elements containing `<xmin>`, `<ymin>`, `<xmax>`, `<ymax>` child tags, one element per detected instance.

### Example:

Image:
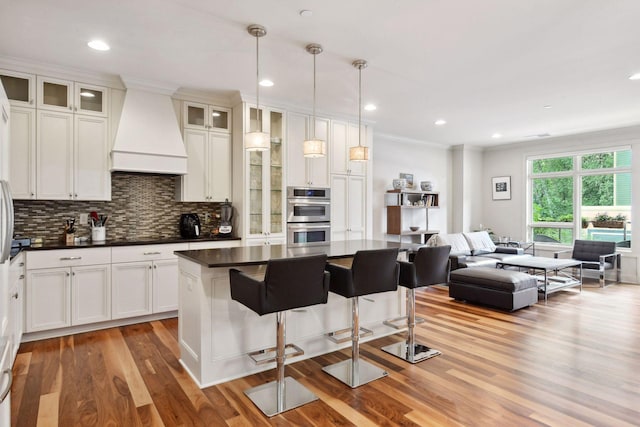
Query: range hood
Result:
<box><xmin>111</xmin><ymin>78</ymin><xmax>187</xmax><ymax>175</ymax></box>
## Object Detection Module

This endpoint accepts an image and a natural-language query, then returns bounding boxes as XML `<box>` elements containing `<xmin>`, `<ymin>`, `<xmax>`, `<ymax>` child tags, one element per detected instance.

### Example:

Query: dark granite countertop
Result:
<box><xmin>18</xmin><ymin>236</ymin><xmax>241</xmax><ymax>252</ymax></box>
<box><xmin>174</xmin><ymin>240</ymin><xmax>420</xmax><ymax>268</ymax></box>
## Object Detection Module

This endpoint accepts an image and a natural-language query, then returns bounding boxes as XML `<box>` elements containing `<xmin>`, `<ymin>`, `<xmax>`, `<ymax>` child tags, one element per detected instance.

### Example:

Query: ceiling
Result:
<box><xmin>1</xmin><ymin>0</ymin><xmax>640</xmax><ymax>147</ymax></box>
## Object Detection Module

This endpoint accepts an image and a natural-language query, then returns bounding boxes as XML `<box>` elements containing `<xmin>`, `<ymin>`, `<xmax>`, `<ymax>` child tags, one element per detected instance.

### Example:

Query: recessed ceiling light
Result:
<box><xmin>434</xmin><ymin>119</ymin><xmax>446</xmax><ymax>126</ymax></box>
<box><xmin>364</xmin><ymin>103</ymin><xmax>377</xmax><ymax>111</ymax></box>
<box><xmin>87</xmin><ymin>40</ymin><xmax>110</xmax><ymax>51</ymax></box>
<box><xmin>543</xmin><ymin>104</ymin><xmax>552</xmax><ymax>109</ymax></box>
<box><xmin>211</xmin><ymin>112</ymin><xmax>221</xmax><ymax>117</ymax></box>
<box><xmin>629</xmin><ymin>72</ymin><xmax>640</xmax><ymax>80</ymax></box>
<box><xmin>80</xmin><ymin>91</ymin><xmax>95</xmax><ymax>98</ymax></box>
<box><xmin>491</xmin><ymin>133</ymin><xmax>502</xmax><ymax>139</ymax></box>
<box><xmin>259</xmin><ymin>79</ymin><xmax>274</xmax><ymax>87</ymax></box>
<box><xmin>300</xmin><ymin>10</ymin><xmax>313</xmax><ymax>17</ymax></box>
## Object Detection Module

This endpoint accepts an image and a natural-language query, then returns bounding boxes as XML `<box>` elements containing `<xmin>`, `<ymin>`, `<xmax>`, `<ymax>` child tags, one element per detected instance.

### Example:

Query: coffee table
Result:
<box><xmin>496</xmin><ymin>256</ymin><xmax>582</xmax><ymax>302</ymax></box>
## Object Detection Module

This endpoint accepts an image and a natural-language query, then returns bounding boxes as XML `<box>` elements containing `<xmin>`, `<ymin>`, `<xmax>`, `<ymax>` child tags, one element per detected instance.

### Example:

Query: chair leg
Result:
<box><xmin>244</xmin><ymin>311</ymin><xmax>318</xmax><ymax>417</ymax></box>
<box><xmin>382</xmin><ymin>288</ymin><xmax>441</xmax><ymax>363</ymax></box>
<box><xmin>322</xmin><ymin>297</ymin><xmax>388</xmax><ymax>388</ymax></box>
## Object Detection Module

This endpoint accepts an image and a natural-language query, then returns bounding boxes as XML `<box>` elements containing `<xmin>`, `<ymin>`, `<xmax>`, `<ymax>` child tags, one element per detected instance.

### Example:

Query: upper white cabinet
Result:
<box><xmin>36</xmin><ymin>111</ymin><xmax>109</xmax><ymax>200</ymax></box>
<box><xmin>8</xmin><ymin>106</ymin><xmax>36</xmax><ymax>199</ymax></box>
<box><xmin>0</xmin><ymin>69</ymin><xmax>35</xmax><ymax>107</ymax></box>
<box><xmin>286</xmin><ymin>112</ymin><xmax>329</xmax><ymax>187</ymax></box>
<box><xmin>330</xmin><ymin>120</ymin><xmax>367</xmax><ymax>176</ymax></box>
<box><xmin>183</xmin><ymin>101</ymin><xmax>230</xmax><ymax>132</ymax></box>
<box><xmin>177</xmin><ymin>101</ymin><xmax>232</xmax><ymax>202</ymax></box>
<box><xmin>245</xmin><ymin>105</ymin><xmax>286</xmax><ymax>243</ymax></box>
<box><xmin>0</xmin><ymin>69</ymin><xmax>111</xmax><ymax>200</ymax></box>
<box><xmin>37</xmin><ymin>77</ymin><xmax>108</xmax><ymax>116</ymax></box>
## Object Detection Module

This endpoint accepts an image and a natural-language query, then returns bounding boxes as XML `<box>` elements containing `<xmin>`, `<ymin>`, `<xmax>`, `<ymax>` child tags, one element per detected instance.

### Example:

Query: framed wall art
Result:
<box><xmin>492</xmin><ymin>176</ymin><xmax>511</xmax><ymax>200</ymax></box>
<box><xmin>399</xmin><ymin>173</ymin><xmax>414</xmax><ymax>189</ymax></box>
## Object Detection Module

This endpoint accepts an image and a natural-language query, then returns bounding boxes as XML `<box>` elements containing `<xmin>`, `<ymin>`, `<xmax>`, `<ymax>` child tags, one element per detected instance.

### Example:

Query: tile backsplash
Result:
<box><xmin>13</xmin><ymin>172</ymin><xmax>225</xmax><ymax>243</ymax></box>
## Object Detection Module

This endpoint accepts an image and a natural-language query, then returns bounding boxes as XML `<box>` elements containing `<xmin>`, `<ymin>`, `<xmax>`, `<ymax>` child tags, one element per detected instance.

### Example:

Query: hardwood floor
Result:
<box><xmin>11</xmin><ymin>283</ymin><xmax>640</xmax><ymax>426</ymax></box>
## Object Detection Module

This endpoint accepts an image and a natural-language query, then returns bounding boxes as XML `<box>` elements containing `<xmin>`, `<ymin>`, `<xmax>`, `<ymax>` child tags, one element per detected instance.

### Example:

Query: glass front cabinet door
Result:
<box><xmin>183</xmin><ymin>101</ymin><xmax>230</xmax><ymax>132</ymax></box>
<box><xmin>0</xmin><ymin>69</ymin><xmax>36</xmax><ymax>107</ymax></box>
<box><xmin>246</xmin><ymin>105</ymin><xmax>285</xmax><ymax>240</ymax></box>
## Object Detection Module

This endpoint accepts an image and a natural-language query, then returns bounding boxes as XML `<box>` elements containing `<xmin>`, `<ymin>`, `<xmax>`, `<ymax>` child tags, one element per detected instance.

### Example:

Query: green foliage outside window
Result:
<box><xmin>532</xmin><ymin>177</ymin><xmax>573</xmax><ymax>222</ymax></box>
<box><xmin>532</xmin><ymin>156</ymin><xmax>573</xmax><ymax>173</ymax></box>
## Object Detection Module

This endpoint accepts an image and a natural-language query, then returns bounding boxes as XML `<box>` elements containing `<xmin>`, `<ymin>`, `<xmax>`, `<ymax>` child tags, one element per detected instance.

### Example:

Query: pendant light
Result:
<box><xmin>245</xmin><ymin>24</ymin><xmax>270</xmax><ymax>151</ymax></box>
<box><xmin>303</xmin><ymin>43</ymin><xmax>326</xmax><ymax>158</ymax></box>
<box><xmin>349</xmin><ymin>59</ymin><xmax>369</xmax><ymax>161</ymax></box>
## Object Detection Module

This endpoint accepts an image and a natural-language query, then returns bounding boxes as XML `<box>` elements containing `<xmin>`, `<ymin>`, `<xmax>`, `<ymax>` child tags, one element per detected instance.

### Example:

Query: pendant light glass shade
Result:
<box><xmin>246</xmin><ymin>25</ymin><xmax>270</xmax><ymax>152</ymax></box>
<box><xmin>349</xmin><ymin>59</ymin><xmax>369</xmax><ymax>162</ymax></box>
<box><xmin>303</xmin><ymin>43</ymin><xmax>326</xmax><ymax>158</ymax></box>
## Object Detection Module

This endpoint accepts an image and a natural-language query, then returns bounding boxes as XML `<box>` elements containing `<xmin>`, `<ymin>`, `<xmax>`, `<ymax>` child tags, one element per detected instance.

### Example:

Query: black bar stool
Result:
<box><xmin>322</xmin><ymin>248</ymin><xmax>399</xmax><ymax>388</ymax></box>
<box><xmin>382</xmin><ymin>245</ymin><xmax>451</xmax><ymax>363</ymax></box>
<box><xmin>229</xmin><ymin>254</ymin><xmax>330</xmax><ymax>417</ymax></box>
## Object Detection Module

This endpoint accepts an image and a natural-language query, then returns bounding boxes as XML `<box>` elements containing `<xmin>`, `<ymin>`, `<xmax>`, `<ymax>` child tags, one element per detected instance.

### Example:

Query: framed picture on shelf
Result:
<box><xmin>492</xmin><ymin>176</ymin><xmax>511</xmax><ymax>200</ymax></box>
<box><xmin>399</xmin><ymin>173</ymin><xmax>414</xmax><ymax>189</ymax></box>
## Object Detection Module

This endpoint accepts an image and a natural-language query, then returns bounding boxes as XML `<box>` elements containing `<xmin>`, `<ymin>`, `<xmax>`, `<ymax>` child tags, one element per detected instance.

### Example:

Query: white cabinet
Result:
<box><xmin>37</xmin><ymin>77</ymin><xmax>108</xmax><ymax>116</ymax></box>
<box><xmin>71</xmin><ymin>264</ymin><xmax>111</xmax><ymax>325</ymax></box>
<box><xmin>111</xmin><ymin>244</ymin><xmax>188</xmax><ymax>318</ymax></box>
<box><xmin>286</xmin><ymin>112</ymin><xmax>329</xmax><ymax>187</ymax></box>
<box><xmin>9</xmin><ymin>254</ymin><xmax>25</xmax><ymax>360</ymax></box>
<box><xmin>243</xmin><ymin>104</ymin><xmax>286</xmax><ymax>240</ymax></box>
<box><xmin>111</xmin><ymin>261</ymin><xmax>153</xmax><ymax>319</ymax></box>
<box><xmin>330</xmin><ymin>120</ymin><xmax>367</xmax><ymax>176</ymax></box>
<box><xmin>36</xmin><ymin>110</ymin><xmax>109</xmax><ymax>200</ymax></box>
<box><xmin>331</xmin><ymin>174</ymin><xmax>366</xmax><ymax>241</ymax></box>
<box><xmin>0</xmin><ymin>69</ymin><xmax>35</xmax><ymax>107</ymax></box>
<box><xmin>183</xmin><ymin>101</ymin><xmax>230</xmax><ymax>132</ymax></box>
<box><xmin>25</xmin><ymin>248</ymin><xmax>111</xmax><ymax>332</ymax></box>
<box><xmin>177</xmin><ymin>129</ymin><xmax>231</xmax><ymax>202</ymax></box>
<box><xmin>26</xmin><ymin>267</ymin><xmax>71</xmax><ymax>331</ymax></box>
<box><xmin>8</xmin><ymin>106</ymin><xmax>36</xmax><ymax>199</ymax></box>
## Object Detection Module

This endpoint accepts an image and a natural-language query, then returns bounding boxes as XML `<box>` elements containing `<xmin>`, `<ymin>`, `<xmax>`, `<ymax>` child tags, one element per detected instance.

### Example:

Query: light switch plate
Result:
<box><xmin>80</xmin><ymin>213</ymin><xmax>88</xmax><ymax>225</ymax></box>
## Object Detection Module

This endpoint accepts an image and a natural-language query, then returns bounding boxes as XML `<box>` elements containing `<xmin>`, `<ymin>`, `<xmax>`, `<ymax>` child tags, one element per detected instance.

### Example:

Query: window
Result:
<box><xmin>528</xmin><ymin>149</ymin><xmax>632</xmax><ymax>247</ymax></box>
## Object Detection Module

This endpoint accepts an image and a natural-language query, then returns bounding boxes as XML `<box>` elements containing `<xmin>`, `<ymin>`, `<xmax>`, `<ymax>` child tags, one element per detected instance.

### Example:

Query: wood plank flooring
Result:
<box><xmin>11</xmin><ymin>283</ymin><xmax>640</xmax><ymax>426</ymax></box>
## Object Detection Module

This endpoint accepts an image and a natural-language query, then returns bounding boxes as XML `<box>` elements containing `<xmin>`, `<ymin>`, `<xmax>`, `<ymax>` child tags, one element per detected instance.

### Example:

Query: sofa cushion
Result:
<box><xmin>463</xmin><ymin>231</ymin><xmax>497</xmax><ymax>255</ymax></box>
<box><xmin>458</xmin><ymin>256</ymin><xmax>498</xmax><ymax>268</ymax></box>
<box><xmin>427</xmin><ymin>233</ymin><xmax>471</xmax><ymax>256</ymax></box>
<box><xmin>450</xmin><ymin>267</ymin><xmax>537</xmax><ymax>292</ymax></box>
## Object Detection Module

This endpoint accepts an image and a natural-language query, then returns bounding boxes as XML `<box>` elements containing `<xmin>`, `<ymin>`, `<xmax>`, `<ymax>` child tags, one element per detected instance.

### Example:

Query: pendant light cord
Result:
<box><xmin>255</xmin><ymin>34</ymin><xmax>261</xmax><ymax>132</ymax></box>
<box><xmin>358</xmin><ymin>66</ymin><xmax>362</xmax><ymax>147</ymax></box>
<box><xmin>312</xmin><ymin>52</ymin><xmax>316</xmax><ymax>139</ymax></box>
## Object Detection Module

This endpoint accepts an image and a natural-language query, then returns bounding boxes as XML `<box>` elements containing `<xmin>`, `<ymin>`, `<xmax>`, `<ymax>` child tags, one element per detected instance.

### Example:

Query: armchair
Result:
<box><xmin>554</xmin><ymin>240</ymin><xmax>620</xmax><ymax>287</ymax></box>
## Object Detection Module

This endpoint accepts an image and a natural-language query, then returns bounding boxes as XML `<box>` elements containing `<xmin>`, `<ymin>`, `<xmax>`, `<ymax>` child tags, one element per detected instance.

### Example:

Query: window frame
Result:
<box><xmin>527</xmin><ymin>147</ymin><xmax>632</xmax><ymax>247</ymax></box>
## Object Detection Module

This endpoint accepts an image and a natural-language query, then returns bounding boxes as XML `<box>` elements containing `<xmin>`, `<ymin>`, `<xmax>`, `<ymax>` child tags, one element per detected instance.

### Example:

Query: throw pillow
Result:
<box><xmin>428</xmin><ymin>233</ymin><xmax>472</xmax><ymax>256</ymax></box>
<box><xmin>463</xmin><ymin>231</ymin><xmax>497</xmax><ymax>255</ymax></box>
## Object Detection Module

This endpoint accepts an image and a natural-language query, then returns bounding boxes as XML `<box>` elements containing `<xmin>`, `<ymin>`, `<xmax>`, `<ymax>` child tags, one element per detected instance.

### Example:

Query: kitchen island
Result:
<box><xmin>174</xmin><ymin>240</ymin><xmax>415</xmax><ymax>388</ymax></box>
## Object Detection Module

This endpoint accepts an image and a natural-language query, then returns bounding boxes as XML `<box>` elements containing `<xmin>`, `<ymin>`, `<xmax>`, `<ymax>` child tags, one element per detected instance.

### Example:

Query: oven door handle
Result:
<box><xmin>288</xmin><ymin>199</ymin><xmax>331</xmax><ymax>205</ymax></box>
<box><xmin>288</xmin><ymin>224</ymin><xmax>331</xmax><ymax>229</ymax></box>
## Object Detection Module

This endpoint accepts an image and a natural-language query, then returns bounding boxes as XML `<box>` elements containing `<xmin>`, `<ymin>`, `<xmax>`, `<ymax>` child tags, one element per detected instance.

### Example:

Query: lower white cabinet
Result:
<box><xmin>111</xmin><ymin>261</ymin><xmax>153</xmax><ymax>319</ymax></box>
<box><xmin>111</xmin><ymin>243</ymin><xmax>188</xmax><ymax>318</ymax></box>
<box><xmin>331</xmin><ymin>174</ymin><xmax>366</xmax><ymax>241</ymax></box>
<box><xmin>9</xmin><ymin>254</ymin><xmax>25</xmax><ymax>359</ymax></box>
<box><xmin>26</xmin><ymin>267</ymin><xmax>71</xmax><ymax>332</ymax></box>
<box><xmin>71</xmin><ymin>265</ymin><xmax>111</xmax><ymax>325</ymax></box>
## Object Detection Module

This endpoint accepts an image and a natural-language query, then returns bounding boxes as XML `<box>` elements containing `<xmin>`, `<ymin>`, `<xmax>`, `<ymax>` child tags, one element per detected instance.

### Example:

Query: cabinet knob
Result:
<box><xmin>30</xmin><ymin>193</ymin><xmax>34</xmax><ymax>197</ymax></box>
<box><xmin>74</xmin><ymin>194</ymin><xmax>78</xmax><ymax>198</ymax></box>
<box><xmin>149</xmin><ymin>266</ymin><xmax>152</xmax><ymax>270</ymax></box>
<box><xmin>154</xmin><ymin>265</ymin><xmax>157</xmax><ymax>269</ymax></box>
<box><xmin>69</xmin><ymin>194</ymin><xmax>73</xmax><ymax>199</ymax></box>
<box><xmin>66</xmin><ymin>272</ymin><xmax>70</xmax><ymax>277</ymax></box>
<box><xmin>12</xmin><ymin>292</ymin><xmax>19</xmax><ymax>299</ymax></box>
<box><xmin>72</xmin><ymin>272</ymin><xmax>75</xmax><ymax>276</ymax></box>
<box><xmin>69</xmin><ymin>106</ymin><xmax>73</xmax><ymax>110</ymax></box>
<box><xmin>29</xmin><ymin>99</ymin><xmax>34</xmax><ymax>105</ymax></box>
<box><xmin>18</xmin><ymin>274</ymin><xmax>24</xmax><ymax>280</ymax></box>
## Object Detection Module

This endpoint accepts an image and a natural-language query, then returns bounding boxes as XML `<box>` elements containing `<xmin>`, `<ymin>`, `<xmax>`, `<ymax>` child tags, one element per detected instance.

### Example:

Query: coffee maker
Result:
<box><xmin>180</xmin><ymin>213</ymin><xmax>201</xmax><ymax>238</ymax></box>
<box><xmin>219</xmin><ymin>199</ymin><xmax>233</xmax><ymax>237</ymax></box>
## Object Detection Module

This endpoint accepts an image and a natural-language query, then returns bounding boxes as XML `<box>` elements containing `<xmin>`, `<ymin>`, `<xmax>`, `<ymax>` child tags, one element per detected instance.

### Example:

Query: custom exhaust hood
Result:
<box><xmin>111</xmin><ymin>78</ymin><xmax>187</xmax><ymax>175</ymax></box>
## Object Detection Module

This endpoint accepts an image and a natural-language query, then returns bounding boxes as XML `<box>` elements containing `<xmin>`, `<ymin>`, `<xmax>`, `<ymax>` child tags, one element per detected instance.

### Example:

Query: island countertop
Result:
<box><xmin>174</xmin><ymin>239</ymin><xmax>419</xmax><ymax>268</ymax></box>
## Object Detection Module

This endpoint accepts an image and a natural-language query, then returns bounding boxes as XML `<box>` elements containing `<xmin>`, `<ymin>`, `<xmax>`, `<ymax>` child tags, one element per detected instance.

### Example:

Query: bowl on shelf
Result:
<box><xmin>420</xmin><ymin>181</ymin><xmax>433</xmax><ymax>191</ymax></box>
<box><xmin>409</xmin><ymin>226</ymin><xmax>420</xmax><ymax>232</ymax></box>
<box><xmin>392</xmin><ymin>178</ymin><xmax>407</xmax><ymax>190</ymax></box>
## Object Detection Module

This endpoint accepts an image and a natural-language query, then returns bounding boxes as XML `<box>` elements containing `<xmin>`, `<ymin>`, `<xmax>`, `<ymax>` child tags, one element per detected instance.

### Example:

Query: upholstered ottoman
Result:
<box><xmin>449</xmin><ymin>267</ymin><xmax>538</xmax><ymax>311</ymax></box>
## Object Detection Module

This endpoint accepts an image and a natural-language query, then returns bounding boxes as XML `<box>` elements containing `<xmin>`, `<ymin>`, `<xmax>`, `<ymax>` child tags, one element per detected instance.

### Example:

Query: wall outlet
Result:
<box><xmin>204</xmin><ymin>213</ymin><xmax>211</xmax><ymax>223</ymax></box>
<box><xmin>80</xmin><ymin>213</ymin><xmax>88</xmax><ymax>225</ymax></box>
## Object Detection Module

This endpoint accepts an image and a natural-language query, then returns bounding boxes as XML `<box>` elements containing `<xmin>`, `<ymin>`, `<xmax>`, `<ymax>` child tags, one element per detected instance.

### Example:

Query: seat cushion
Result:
<box><xmin>463</xmin><ymin>231</ymin><xmax>497</xmax><ymax>255</ymax></box>
<box><xmin>427</xmin><ymin>233</ymin><xmax>472</xmax><ymax>256</ymax></box>
<box><xmin>458</xmin><ymin>256</ymin><xmax>497</xmax><ymax>268</ymax></box>
<box><xmin>481</xmin><ymin>252</ymin><xmax>530</xmax><ymax>262</ymax></box>
<box><xmin>450</xmin><ymin>267</ymin><xmax>537</xmax><ymax>292</ymax></box>
<box><xmin>580</xmin><ymin>260</ymin><xmax>613</xmax><ymax>270</ymax></box>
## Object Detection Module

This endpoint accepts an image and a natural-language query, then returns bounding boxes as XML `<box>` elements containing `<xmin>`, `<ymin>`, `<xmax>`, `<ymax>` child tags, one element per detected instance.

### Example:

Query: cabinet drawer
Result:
<box><xmin>111</xmin><ymin>243</ymin><xmax>189</xmax><ymax>263</ymax></box>
<box><xmin>26</xmin><ymin>248</ymin><xmax>111</xmax><ymax>269</ymax></box>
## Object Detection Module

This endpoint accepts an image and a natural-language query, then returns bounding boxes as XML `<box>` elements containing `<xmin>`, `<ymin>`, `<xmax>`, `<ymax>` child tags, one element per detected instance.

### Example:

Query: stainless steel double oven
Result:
<box><xmin>286</xmin><ymin>187</ymin><xmax>331</xmax><ymax>246</ymax></box>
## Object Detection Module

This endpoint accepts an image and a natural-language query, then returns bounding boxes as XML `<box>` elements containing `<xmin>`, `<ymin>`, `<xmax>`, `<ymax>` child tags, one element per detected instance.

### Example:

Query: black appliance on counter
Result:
<box><xmin>180</xmin><ymin>213</ymin><xmax>201</xmax><ymax>238</ymax></box>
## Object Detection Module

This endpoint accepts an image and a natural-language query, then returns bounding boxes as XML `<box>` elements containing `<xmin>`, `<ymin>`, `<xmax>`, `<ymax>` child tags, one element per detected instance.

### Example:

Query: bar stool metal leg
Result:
<box><xmin>382</xmin><ymin>288</ymin><xmax>441</xmax><ymax>363</ymax></box>
<box><xmin>322</xmin><ymin>297</ymin><xmax>388</xmax><ymax>388</ymax></box>
<box><xmin>244</xmin><ymin>312</ymin><xmax>318</xmax><ymax>417</ymax></box>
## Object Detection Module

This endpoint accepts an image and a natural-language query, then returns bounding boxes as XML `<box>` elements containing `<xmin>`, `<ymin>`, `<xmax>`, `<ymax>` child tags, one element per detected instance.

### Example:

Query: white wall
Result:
<box><xmin>483</xmin><ymin>124</ymin><xmax>640</xmax><ymax>283</ymax></box>
<box><xmin>451</xmin><ymin>145</ymin><xmax>484</xmax><ymax>232</ymax></box>
<box><xmin>372</xmin><ymin>134</ymin><xmax>451</xmax><ymax>241</ymax></box>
